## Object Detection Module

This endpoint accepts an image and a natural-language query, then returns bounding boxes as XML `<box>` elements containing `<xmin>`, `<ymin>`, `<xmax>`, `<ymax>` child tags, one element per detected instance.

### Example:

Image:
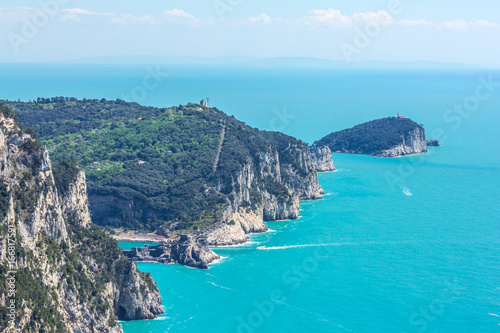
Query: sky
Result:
<box><xmin>0</xmin><ymin>0</ymin><xmax>499</xmax><ymax>66</ymax></box>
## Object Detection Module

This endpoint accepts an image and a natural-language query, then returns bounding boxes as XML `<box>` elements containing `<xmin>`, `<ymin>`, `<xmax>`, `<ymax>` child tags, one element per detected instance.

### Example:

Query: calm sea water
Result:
<box><xmin>1</xmin><ymin>65</ymin><xmax>499</xmax><ymax>332</ymax></box>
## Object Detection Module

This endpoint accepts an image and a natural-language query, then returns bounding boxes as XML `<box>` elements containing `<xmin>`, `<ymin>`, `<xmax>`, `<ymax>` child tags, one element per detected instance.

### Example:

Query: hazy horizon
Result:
<box><xmin>0</xmin><ymin>55</ymin><xmax>494</xmax><ymax>69</ymax></box>
<box><xmin>1</xmin><ymin>0</ymin><xmax>499</xmax><ymax>67</ymax></box>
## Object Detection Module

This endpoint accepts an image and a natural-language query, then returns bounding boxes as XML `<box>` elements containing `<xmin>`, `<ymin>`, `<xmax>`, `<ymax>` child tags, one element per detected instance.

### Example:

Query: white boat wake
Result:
<box><xmin>256</xmin><ymin>241</ymin><xmax>409</xmax><ymax>251</ymax></box>
<box><xmin>207</xmin><ymin>281</ymin><xmax>233</xmax><ymax>291</ymax></box>
<box><xmin>400</xmin><ymin>185</ymin><xmax>412</xmax><ymax>196</ymax></box>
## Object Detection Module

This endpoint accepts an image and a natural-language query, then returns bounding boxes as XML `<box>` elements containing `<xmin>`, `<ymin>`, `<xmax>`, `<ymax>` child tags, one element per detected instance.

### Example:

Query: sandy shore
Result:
<box><xmin>111</xmin><ymin>233</ymin><xmax>168</xmax><ymax>243</ymax></box>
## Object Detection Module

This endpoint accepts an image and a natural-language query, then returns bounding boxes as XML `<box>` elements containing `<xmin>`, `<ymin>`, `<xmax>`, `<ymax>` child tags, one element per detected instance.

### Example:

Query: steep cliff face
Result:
<box><xmin>202</xmin><ymin>142</ymin><xmax>324</xmax><ymax>246</ymax></box>
<box><xmin>0</xmin><ymin>106</ymin><xmax>162</xmax><ymax>332</ymax></box>
<box><xmin>376</xmin><ymin>127</ymin><xmax>428</xmax><ymax>157</ymax></box>
<box><xmin>113</xmin><ymin>259</ymin><xmax>163</xmax><ymax>320</ymax></box>
<box><xmin>310</xmin><ymin>146</ymin><xmax>336</xmax><ymax>172</ymax></box>
<box><xmin>60</xmin><ymin>169</ymin><xmax>92</xmax><ymax>228</ymax></box>
<box><xmin>10</xmin><ymin>100</ymin><xmax>327</xmax><ymax>237</ymax></box>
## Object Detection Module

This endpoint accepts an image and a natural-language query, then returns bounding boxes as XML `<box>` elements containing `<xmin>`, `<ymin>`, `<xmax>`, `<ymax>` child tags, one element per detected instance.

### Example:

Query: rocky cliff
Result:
<box><xmin>310</xmin><ymin>146</ymin><xmax>336</xmax><ymax>172</ymax></box>
<box><xmin>8</xmin><ymin>100</ymin><xmax>327</xmax><ymax>248</ymax></box>
<box><xmin>0</xmin><ymin>105</ymin><xmax>162</xmax><ymax>332</ymax></box>
<box><xmin>375</xmin><ymin>127</ymin><xmax>428</xmax><ymax>157</ymax></box>
<box><xmin>113</xmin><ymin>259</ymin><xmax>163</xmax><ymax>321</ymax></box>
<box><xmin>124</xmin><ymin>235</ymin><xmax>220</xmax><ymax>269</ymax></box>
<box><xmin>200</xmin><ymin>142</ymin><xmax>325</xmax><ymax>246</ymax></box>
<box><xmin>314</xmin><ymin>116</ymin><xmax>439</xmax><ymax>157</ymax></box>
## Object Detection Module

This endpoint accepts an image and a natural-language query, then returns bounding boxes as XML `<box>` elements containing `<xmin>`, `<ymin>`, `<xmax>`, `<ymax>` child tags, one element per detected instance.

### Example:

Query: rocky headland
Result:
<box><xmin>0</xmin><ymin>105</ymin><xmax>162</xmax><ymax>332</ymax></box>
<box><xmin>9</xmin><ymin>99</ymin><xmax>334</xmax><ymax>250</ymax></box>
<box><xmin>310</xmin><ymin>146</ymin><xmax>336</xmax><ymax>172</ymax></box>
<box><xmin>314</xmin><ymin>115</ymin><xmax>440</xmax><ymax>157</ymax></box>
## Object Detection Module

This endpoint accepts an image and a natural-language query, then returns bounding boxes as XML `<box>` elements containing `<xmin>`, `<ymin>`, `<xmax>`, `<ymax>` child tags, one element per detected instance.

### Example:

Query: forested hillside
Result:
<box><xmin>314</xmin><ymin>117</ymin><xmax>425</xmax><ymax>156</ymax></box>
<box><xmin>7</xmin><ymin>98</ymin><xmax>319</xmax><ymax>234</ymax></box>
<box><xmin>0</xmin><ymin>105</ymin><xmax>162</xmax><ymax>332</ymax></box>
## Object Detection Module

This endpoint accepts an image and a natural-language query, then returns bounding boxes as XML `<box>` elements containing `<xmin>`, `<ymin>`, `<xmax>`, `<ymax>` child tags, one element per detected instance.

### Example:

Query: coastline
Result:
<box><xmin>113</xmin><ymin>169</ymin><xmax>333</xmax><ymax>249</ymax></box>
<box><xmin>111</xmin><ymin>232</ymin><xmax>168</xmax><ymax>243</ymax></box>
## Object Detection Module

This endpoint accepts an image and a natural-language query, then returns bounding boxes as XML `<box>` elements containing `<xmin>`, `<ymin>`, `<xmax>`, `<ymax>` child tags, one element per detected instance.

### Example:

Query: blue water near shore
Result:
<box><xmin>119</xmin><ymin>242</ymin><xmax>161</xmax><ymax>251</ymax></box>
<box><xmin>1</xmin><ymin>65</ymin><xmax>499</xmax><ymax>332</ymax></box>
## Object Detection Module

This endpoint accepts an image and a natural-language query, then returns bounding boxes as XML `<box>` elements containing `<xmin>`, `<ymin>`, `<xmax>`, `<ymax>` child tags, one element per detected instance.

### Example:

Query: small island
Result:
<box><xmin>313</xmin><ymin>113</ymin><xmax>440</xmax><ymax>157</ymax></box>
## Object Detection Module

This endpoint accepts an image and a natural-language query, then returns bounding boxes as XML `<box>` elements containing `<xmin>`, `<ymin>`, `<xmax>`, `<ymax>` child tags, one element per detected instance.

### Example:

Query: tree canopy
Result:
<box><xmin>314</xmin><ymin>117</ymin><xmax>424</xmax><ymax>155</ymax></box>
<box><xmin>7</xmin><ymin>98</ymin><xmax>309</xmax><ymax>233</ymax></box>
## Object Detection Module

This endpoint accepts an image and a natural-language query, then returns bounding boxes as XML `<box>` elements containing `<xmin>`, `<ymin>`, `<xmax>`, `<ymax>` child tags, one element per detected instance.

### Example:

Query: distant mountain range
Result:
<box><xmin>0</xmin><ymin>55</ymin><xmax>485</xmax><ymax>69</ymax></box>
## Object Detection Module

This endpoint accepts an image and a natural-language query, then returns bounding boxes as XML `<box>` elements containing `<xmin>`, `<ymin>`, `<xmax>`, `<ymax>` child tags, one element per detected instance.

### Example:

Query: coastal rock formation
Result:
<box><xmin>201</xmin><ymin>143</ymin><xmax>324</xmax><ymax>246</ymax></box>
<box><xmin>0</xmin><ymin>105</ymin><xmax>162</xmax><ymax>332</ymax></box>
<box><xmin>426</xmin><ymin>139</ymin><xmax>441</xmax><ymax>147</ymax></box>
<box><xmin>124</xmin><ymin>235</ymin><xmax>220</xmax><ymax>269</ymax></box>
<box><xmin>375</xmin><ymin>127</ymin><xmax>428</xmax><ymax>157</ymax></box>
<box><xmin>10</xmin><ymin>99</ymin><xmax>326</xmax><ymax>248</ymax></box>
<box><xmin>310</xmin><ymin>146</ymin><xmax>336</xmax><ymax>172</ymax></box>
<box><xmin>114</xmin><ymin>259</ymin><xmax>163</xmax><ymax>320</ymax></box>
<box><xmin>203</xmin><ymin>208</ymin><xmax>265</xmax><ymax>246</ymax></box>
<box><xmin>314</xmin><ymin>116</ymin><xmax>440</xmax><ymax>158</ymax></box>
<box><xmin>59</xmin><ymin>166</ymin><xmax>92</xmax><ymax>228</ymax></box>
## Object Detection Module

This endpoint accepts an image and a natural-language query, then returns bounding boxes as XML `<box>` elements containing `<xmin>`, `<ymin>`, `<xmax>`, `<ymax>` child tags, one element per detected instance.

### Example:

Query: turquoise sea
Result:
<box><xmin>1</xmin><ymin>65</ymin><xmax>499</xmax><ymax>332</ymax></box>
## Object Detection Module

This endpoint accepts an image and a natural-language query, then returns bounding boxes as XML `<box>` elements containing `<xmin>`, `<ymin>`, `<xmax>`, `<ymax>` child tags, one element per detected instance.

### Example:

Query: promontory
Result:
<box><xmin>313</xmin><ymin>114</ymin><xmax>440</xmax><ymax>157</ymax></box>
<box><xmin>5</xmin><ymin>98</ymin><xmax>335</xmax><ymax>257</ymax></box>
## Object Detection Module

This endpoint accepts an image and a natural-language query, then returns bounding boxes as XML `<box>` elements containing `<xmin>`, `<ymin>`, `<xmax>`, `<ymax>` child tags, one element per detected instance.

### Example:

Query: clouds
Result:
<box><xmin>60</xmin><ymin>7</ymin><xmax>202</xmax><ymax>26</ymax></box>
<box><xmin>442</xmin><ymin>19</ymin><xmax>500</xmax><ymax>32</ymax></box>
<box><xmin>108</xmin><ymin>13</ymin><xmax>157</xmax><ymax>25</ymax></box>
<box><xmin>353</xmin><ymin>10</ymin><xmax>395</xmax><ymax>26</ymax></box>
<box><xmin>305</xmin><ymin>9</ymin><xmax>352</xmax><ymax>28</ymax></box>
<box><xmin>297</xmin><ymin>9</ymin><xmax>499</xmax><ymax>32</ymax></box>
<box><xmin>61</xmin><ymin>8</ymin><xmax>109</xmax><ymax>16</ymax></box>
<box><xmin>0</xmin><ymin>5</ymin><xmax>498</xmax><ymax>66</ymax></box>
<box><xmin>442</xmin><ymin>19</ymin><xmax>469</xmax><ymax>32</ymax></box>
<box><xmin>249</xmin><ymin>13</ymin><xmax>272</xmax><ymax>24</ymax></box>
<box><xmin>60</xmin><ymin>7</ymin><xmax>115</xmax><ymax>22</ymax></box>
<box><xmin>164</xmin><ymin>9</ymin><xmax>195</xmax><ymax>20</ymax></box>
<box><xmin>398</xmin><ymin>19</ymin><xmax>435</xmax><ymax>27</ymax></box>
<box><xmin>0</xmin><ymin>6</ymin><xmax>201</xmax><ymax>26</ymax></box>
<box><xmin>1</xmin><ymin>6</ymin><xmax>498</xmax><ymax>32</ymax></box>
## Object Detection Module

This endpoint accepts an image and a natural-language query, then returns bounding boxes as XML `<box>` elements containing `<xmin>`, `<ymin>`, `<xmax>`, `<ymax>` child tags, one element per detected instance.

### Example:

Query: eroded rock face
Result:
<box><xmin>124</xmin><ymin>235</ymin><xmax>220</xmax><ymax>269</ymax></box>
<box><xmin>0</xmin><ymin>112</ymin><xmax>162</xmax><ymax>332</ymax></box>
<box><xmin>202</xmin><ymin>144</ymin><xmax>325</xmax><ymax>246</ymax></box>
<box><xmin>61</xmin><ymin>170</ymin><xmax>92</xmax><ymax>228</ymax></box>
<box><xmin>262</xmin><ymin>191</ymin><xmax>300</xmax><ymax>221</ymax></box>
<box><xmin>113</xmin><ymin>260</ymin><xmax>163</xmax><ymax>320</ymax></box>
<box><xmin>376</xmin><ymin>128</ymin><xmax>428</xmax><ymax>157</ymax></box>
<box><xmin>203</xmin><ymin>207</ymin><xmax>265</xmax><ymax>246</ymax></box>
<box><xmin>310</xmin><ymin>146</ymin><xmax>336</xmax><ymax>172</ymax></box>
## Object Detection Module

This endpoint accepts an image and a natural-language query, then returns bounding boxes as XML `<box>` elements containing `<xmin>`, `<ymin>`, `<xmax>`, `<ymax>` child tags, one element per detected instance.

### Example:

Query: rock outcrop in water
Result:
<box><xmin>426</xmin><ymin>139</ymin><xmax>441</xmax><ymax>147</ymax></box>
<box><xmin>0</xmin><ymin>105</ymin><xmax>162</xmax><ymax>332</ymax></box>
<box><xmin>314</xmin><ymin>116</ymin><xmax>440</xmax><ymax>157</ymax></box>
<box><xmin>310</xmin><ymin>146</ymin><xmax>336</xmax><ymax>172</ymax></box>
<box><xmin>124</xmin><ymin>235</ymin><xmax>220</xmax><ymax>269</ymax></box>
